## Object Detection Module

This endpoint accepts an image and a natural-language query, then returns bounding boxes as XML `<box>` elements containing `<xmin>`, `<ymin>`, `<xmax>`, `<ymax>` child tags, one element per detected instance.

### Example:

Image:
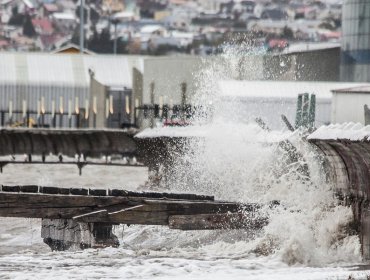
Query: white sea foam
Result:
<box><xmin>156</xmin><ymin>47</ymin><xmax>364</xmax><ymax>267</ymax></box>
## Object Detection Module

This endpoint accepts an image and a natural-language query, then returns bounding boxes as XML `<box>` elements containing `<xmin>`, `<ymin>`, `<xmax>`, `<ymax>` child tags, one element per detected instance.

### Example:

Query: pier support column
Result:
<box><xmin>41</xmin><ymin>219</ymin><xmax>119</xmax><ymax>251</ymax></box>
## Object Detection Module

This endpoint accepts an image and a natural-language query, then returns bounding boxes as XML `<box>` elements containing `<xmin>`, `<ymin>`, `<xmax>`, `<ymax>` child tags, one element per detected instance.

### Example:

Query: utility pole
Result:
<box><xmin>150</xmin><ymin>82</ymin><xmax>155</xmax><ymax>128</ymax></box>
<box><xmin>79</xmin><ymin>0</ymin><xmax>85</xmax><ymax>53</ymax></box>
<box><xmin>111</xmin><ymin>18</ymin><xmax>119</xmax><ymax>55</ymax></box>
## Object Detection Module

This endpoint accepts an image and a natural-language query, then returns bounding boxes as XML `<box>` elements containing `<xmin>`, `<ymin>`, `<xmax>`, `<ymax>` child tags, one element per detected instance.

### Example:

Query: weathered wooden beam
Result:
<box><xmin>0</xmin><ymin>188</ymin><xmax>254</xmax><ymax>226</ymax></box>
<box><xmin>168</xmin><ymin>213</ymin><xmax>268</xmax><ymax>230</ymax></box>
<box><xmin>0</xmin><ymin>186</ymin><xmax>214</xmax><ymax>200</ymax></box>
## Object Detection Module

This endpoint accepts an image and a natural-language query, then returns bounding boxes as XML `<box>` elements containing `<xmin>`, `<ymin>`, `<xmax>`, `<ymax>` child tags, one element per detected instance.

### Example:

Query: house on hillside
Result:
<box><xmin>32</xmin><ymin>18</ymin><xmax>54</xmax><ymax>36</ymax></box>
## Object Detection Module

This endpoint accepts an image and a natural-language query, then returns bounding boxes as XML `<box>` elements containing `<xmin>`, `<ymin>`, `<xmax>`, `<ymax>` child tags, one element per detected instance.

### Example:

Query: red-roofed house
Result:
<box><xmin>32</xmin><ymin>18</ymin><xmax>54</xmax><ymax>35</ymax></box>
<box><xmin>36</xmin><ymin>34</ymin><xmax>64</xmax><ymax>51</ymax></box>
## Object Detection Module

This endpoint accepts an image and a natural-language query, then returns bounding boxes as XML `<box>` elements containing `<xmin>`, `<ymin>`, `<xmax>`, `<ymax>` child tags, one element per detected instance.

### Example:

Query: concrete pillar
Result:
<box><xmin>41</xmin><ymin>219</ymin><xmax>119</xmax><ymax>251</ymax></box>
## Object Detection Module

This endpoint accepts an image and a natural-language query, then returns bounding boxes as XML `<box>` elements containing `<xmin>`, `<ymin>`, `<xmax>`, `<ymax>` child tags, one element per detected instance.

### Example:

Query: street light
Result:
<box><xmin>111</xmin><ymin>18</ymin><xmax>120</xmax><ymax>55</ymax></box>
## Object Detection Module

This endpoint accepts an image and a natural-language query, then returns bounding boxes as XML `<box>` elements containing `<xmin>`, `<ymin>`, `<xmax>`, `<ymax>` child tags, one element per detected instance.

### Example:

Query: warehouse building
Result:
<box><xmin>0</xmin><ymin>45</ymin><xmax>349</xmax><ymax>129</ymax></box>
<box><xmin>0</xmin><ymin>52</ymin><xmax>143</xmax><ymax>128</ymax></box>
<box><xmin>332</xmin><ymin>86</ymin><xmax>370</xmax><ymax>124</ymax></box>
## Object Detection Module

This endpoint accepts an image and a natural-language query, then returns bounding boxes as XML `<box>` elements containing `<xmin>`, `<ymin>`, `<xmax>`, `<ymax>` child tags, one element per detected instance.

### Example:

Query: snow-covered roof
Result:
<box><xmin>217</xmin><ymin>81</ymin><xmax>364</xmax><ymax>100</ymax></box>
<box><xmin>52</xmin><ymin>43</ymin><xmax>96</xmax><ymax>55</ymax></box>
<box><xmin>283</xmin><ymin>42</ymin><xmax>340</xmax><ymax>54</ymax></box>
<box><xmin>135</xmin><ymin>123</ymin><xmax>290</xmax><ymax>143</ymax></box>
<box><xmin>308</xmin><ymin>122</ymin><xmax>370</xmax><ymax>141</ymax></box>
<box><xmin>52</xmin><ymin>12</ymin><xmax>76</xmax><ymax>21</ymax></box>
<box><xmin>113</xmin><ymin>11</ymin><xmax>135</xmax><ymax>20</ymax></box>
<box><xmin>140</xmin><ymin>25</ymin><xmax>165</xmax><ymax>34</ymax></box>
<box><xmin>331</xmin><ymin>86</ymin><xmax>370</xmax><ymax>94</ymax></box>
<box><xmin>0</xmin><ymin>52</ymin><xmax>144</xmax><ymax>88</ymax></box>
<box><xmin>135</xmin><ymin>125</ymin><xmax>207</xmax><ymax>138</ymax></box>
<box><xmin>171</xmin><ymin>31</ymin><xmax>194</xmax><ymax>39</ymax></box>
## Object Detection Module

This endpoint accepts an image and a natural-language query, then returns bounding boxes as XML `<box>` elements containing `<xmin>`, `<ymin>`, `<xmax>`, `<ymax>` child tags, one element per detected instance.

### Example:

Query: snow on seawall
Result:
<box><xmin>308</xmin><ymin>122</ymin><xmax>370</xmax><ymax>141</ymax></box>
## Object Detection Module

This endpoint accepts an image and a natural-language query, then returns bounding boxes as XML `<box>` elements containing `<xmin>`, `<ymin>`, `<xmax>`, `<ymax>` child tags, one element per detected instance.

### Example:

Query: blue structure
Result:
<box><xmin>341</xmin><ymin>0</ymin><xmax>370</xmax><ymax>82</ymax></box>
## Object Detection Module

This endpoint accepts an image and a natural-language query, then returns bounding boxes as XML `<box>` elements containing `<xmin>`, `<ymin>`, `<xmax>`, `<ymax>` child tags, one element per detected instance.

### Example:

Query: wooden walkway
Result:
<box><xmin>0</xmin><ymin>185</ymin><xmax>266</xmax><ymax>230</ymax></box>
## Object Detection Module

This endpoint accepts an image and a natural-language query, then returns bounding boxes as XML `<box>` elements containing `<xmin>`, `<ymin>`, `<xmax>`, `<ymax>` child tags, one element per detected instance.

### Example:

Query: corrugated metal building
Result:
<box><xmin>332</xmin><ymin>86</ymin><xmax>370</xmax><ymax>124</ymax></box>
<box><xmin>0</xmin><ymin>52</ymin><xmax>143</xmax><ymax>127</ymax></box>
<box><xmin>218</xmin><ymin>81</ymin><xmax>369</xmax><ymax>129</ymax></box>
<box><xmin>0</xmin><ymin>48</ymin><xmax>349</xmax><ymax>129</ymax></box>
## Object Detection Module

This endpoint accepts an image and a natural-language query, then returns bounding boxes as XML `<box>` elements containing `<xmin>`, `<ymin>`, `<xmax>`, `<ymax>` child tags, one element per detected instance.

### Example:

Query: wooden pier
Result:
<box><xmin>0</xmin><ymin>185</ymin><xmax>266</xmax><ymax>250</ymax></box>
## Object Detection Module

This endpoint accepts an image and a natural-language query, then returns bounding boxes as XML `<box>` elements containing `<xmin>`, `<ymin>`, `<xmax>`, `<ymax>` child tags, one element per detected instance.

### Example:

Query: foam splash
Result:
<box><xmin>146</xmin><ymin>47</ymin><xmax>363</xmax><ymax>266</ymax></box>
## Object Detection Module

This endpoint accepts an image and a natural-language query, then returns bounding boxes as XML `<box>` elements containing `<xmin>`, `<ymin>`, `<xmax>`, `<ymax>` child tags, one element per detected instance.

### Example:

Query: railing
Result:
<box><xmin>0</xmin><ymin>110</ymin><xmax>87</xmax><ymax>128</ymax></box>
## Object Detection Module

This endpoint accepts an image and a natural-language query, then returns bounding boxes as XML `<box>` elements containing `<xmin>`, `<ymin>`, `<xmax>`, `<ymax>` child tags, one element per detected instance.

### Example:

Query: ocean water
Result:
<box><xmin>0</xmin><ymin>160</ymin><xmax>368</xmax><ymax>280</ymax></box>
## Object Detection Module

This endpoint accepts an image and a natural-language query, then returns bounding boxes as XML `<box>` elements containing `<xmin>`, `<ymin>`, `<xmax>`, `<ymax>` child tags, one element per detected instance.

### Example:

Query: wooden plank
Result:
<box><xmin>78</xmin><ymin>211</ymin><xmax>170</xmax><ymax>225</ymax></box>
<box><xmin>168</xmin><ymin>213</ymin><xmax>268</xmax><ymax>230</ymax></box>
<box><xmin>0</xmin><ymin>192</ymin><xmax>220</xmax><ymax>209</ymax></box>
<box><xmin>0</xmin><ymin>192</ymin><xmax>131</xmax><ymax>208</ymax></box>
<box><xmin>0</xmin><ymin>185</ymin><xmax>213</xmax><ymax>201</ymax></box>
<box><xmin>0</xmin><ymin>182</ymin><xmax>260</xmax><ymax>230</ymax></box>
<box><xmin>0</xmin><ymin>191</ymin><xmax>254</xmax><ymax>225</ymax></box>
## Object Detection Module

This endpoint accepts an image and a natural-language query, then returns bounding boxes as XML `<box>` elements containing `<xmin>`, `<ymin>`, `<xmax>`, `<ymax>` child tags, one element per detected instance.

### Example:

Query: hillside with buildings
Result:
<box><xmin>0</xmin><ymin>0</ymin><xmax>342</xmax><ymax>55</ymax></box>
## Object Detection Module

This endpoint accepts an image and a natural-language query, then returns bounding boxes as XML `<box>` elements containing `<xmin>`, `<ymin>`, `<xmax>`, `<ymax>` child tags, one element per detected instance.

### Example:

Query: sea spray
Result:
<box><xmin>125</xmin><ymin>46</ymin><xmax>363</xmax><ymax>266</ymax></box>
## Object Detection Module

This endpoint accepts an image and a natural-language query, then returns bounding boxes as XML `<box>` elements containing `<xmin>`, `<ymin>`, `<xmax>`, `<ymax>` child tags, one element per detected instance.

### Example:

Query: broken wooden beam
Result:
<box><xmin>0</xmin><ymin>185</ymin><xmax>269</xmax><ymax>251</ymax></box>
<box><xmin>0</xmin><ymin>185</ymin><xmax>262</xmax><ymax>228</ymax></box>
<box><xmin>169</xmin><ymin>213</ymin><xmax>268</xmax><ymax>230</ymax></box>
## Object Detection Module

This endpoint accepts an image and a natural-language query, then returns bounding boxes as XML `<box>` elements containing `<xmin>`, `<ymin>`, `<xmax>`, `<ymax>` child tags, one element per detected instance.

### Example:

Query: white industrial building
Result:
<box><xmin>0</xmin><ymin>52</ymin><xmax>143</xmax><ymax>127</ymax></box>
<box><xmin>1</xmin><ymin>51</ymin><xmax>369</xmax><ymax>130</ymax></box>
<box><xmin>332</xmin><ymin>86</ymin><xmax>370</xmax><ymax>125</ymax></box>
<box><xmin>218</xmin><ymin>81</ymin><xmax>369</xmax><ymax>130</ymax></box>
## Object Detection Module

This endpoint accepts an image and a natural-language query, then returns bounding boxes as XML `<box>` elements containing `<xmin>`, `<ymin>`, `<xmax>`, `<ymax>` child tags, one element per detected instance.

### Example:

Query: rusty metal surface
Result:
<box><xmin>0</xmin><ymin>128</ymin><xmax>137</xmax><ymax>157</ymax></box>
<box><xmin>308</xmin><ymin>139</ymin><xmax>370</xmax><ymax>199</ymax></box>
<box><xmin>308</xmin><ymin>140</ymin><xmax>349</xmax><ymax>192</ymax></box>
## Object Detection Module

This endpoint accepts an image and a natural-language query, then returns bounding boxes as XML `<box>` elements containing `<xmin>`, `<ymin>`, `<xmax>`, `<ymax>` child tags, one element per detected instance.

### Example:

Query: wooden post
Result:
<box><xmin>181</xmin><ymin>82</ymin><xmax>187</xmax><ymax>121</ymax></box>
<box><xmin>281</xmin><ymin>115</ymin><xmax>294</xmax><ymax>131</ymax></box>
<box><xmin>150</xmin><ymin>82</ymin><xmax>155</xmax><ymax>128</ymax></box>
